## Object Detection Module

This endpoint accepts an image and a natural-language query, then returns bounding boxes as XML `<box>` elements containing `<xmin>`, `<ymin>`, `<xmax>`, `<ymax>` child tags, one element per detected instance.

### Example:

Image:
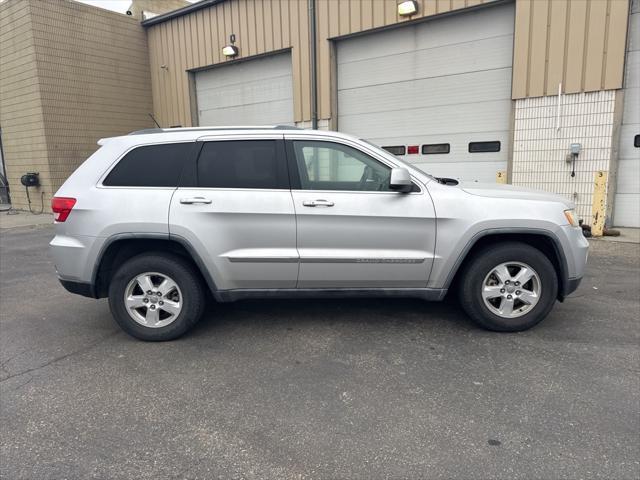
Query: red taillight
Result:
<box><xmin>407</xmin><ymin>145</ymin><xmax>419</xmax><ymax>154</ymax></box>
<box><xmin>51</xmin><ymin>197</ymin><xmax>76</xmax><ymax>222</ymax></box>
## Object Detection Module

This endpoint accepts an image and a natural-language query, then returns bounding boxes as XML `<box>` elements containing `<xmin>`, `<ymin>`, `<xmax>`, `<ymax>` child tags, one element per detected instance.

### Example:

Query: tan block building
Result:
<box><xmin>142</xmin><ymin>0</ymin><xmax>638</xmax><ymax>229</ymax></box>
<box><xmin>0</xmin><ymin>0</ymin><xmax>184</xmax><ymax>211</ymax></box>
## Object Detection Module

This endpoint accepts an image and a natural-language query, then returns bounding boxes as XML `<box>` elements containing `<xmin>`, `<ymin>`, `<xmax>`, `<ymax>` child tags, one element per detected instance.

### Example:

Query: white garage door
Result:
<box><xmin>337</xmin><ymin>3</ymin><xmax>514</xmax><ymax>183</ymax></box>
<box><xmin>614</xmin><ymin>1</ymin><xmax>640</xmax><ymax>227</ymax></box>
<box><xmin>196</xmin><ymin>52</ymin><xmax>294</xmax><ymax>126</ymax></box>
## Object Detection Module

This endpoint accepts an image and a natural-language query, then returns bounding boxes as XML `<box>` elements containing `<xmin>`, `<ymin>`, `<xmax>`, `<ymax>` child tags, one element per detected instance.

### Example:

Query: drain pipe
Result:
<box><xmin>309</xmin><ymin>0</ymin><xmax>318</xmax><ymax>129</ymax></box>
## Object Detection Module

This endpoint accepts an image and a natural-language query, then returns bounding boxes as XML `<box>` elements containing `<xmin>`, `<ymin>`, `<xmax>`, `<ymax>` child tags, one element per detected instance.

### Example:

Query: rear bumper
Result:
<box><xmin>59</xmin><ymin>279</ymin><xmax>96</xmax><ymax>298</ymax></box>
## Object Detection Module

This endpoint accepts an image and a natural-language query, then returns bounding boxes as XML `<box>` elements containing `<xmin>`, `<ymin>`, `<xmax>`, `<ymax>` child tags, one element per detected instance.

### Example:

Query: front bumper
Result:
<box><xmin>59</xmin><ymin>279</ymin><xmax>96</xmax><ymax>298</ymax></box>
<box><xmin>563</xmin><ymin>276</ymin><xmax>583</xmax><ymax>297</ymax></box>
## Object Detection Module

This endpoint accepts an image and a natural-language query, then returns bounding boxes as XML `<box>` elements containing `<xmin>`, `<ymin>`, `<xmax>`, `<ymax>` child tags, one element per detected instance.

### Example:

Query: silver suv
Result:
<box><xmin>50</xmin><ymin>127</ymin><xmax>588</xmax><ymax>341</ymax></box>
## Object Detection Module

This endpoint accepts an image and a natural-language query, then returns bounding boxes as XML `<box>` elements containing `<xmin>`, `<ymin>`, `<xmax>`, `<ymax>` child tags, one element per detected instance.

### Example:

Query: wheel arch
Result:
<box><xmin>444</xmin><ymin>229</ymin><xmax>570</xmax><ymax>301</ymax></box>
<box><xmin>92</xmin><ymin>234</ymin><xmax>218</xmax><ymax>298</ymax></box>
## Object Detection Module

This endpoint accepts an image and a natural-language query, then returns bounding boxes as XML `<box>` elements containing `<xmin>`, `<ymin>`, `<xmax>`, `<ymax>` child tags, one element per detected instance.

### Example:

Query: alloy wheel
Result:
<box><xmin>481</xmin><ymin>261</ymin><xmax>541</xmax><ymax>319</ymax></box>
<box><xmin>124</xmin><ymin>272</ymin><xmax>183</xmax><ymax>328</ymax></box>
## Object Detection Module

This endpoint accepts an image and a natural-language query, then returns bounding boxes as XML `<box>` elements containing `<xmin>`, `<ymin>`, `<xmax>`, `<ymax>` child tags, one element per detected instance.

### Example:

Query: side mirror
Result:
<box><xmin>389</xmin><ymin>168</ymin><xmax>412</xmax><ymax>193</ymax></box>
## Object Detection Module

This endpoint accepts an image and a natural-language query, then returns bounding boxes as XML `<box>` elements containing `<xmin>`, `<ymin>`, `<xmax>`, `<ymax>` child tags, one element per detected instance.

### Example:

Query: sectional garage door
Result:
<box><xmin>613</xmin><ymin>3</ymin><xmax>640</xmax><ymax>227</ymax></box>
<box><xmin>337</xmin><ymin>3</ymin><xmax>514</xmax><ymax>183</ymax></box>
<box><xmin>195</xmin><ymin>52</ymin><xmax>294</xmax><ymax>126</ymax></box>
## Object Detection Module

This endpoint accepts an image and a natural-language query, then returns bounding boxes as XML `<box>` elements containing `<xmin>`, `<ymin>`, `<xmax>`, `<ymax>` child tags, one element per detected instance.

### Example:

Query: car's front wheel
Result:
<box><xmin>108</xmin><ymin>253</ymin><xmax>206</xmax><ymax>341</ymax></box>
<box><xmin>458</xmin><ymin>242</ymin><xmax>558</xmax><ymax>332</ymax></box>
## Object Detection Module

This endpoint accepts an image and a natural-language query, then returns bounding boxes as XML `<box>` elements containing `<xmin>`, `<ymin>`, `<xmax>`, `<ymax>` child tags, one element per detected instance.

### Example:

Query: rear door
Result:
<box><xmin>169</xmin><ymin>135</ymin><xmax>298</xmax><ymax>290</ymax></box>
<box><xmin>287</xmin><ymin>136</ymin><xmax>436</xmax><ymax>288</ymax></box>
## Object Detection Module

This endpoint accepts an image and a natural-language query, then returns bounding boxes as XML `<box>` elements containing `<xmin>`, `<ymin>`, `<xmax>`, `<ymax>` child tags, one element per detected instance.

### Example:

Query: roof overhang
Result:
<box><xmin>141</xmin><ymin>0</ymin><xmax>226</xmax><ymax>27</ymax></box>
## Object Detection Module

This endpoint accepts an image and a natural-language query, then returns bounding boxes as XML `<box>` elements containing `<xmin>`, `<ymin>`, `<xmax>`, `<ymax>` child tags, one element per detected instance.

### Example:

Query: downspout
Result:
<box><xmin>309</xmin><ymin>0</ymin><xmax>318</xmax><ymax>129</ymax></box>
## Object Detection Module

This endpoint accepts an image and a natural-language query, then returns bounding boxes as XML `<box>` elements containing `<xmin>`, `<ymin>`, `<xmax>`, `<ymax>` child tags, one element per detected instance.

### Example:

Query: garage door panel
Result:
<box><xmin>622</xmin><ymin>86</ymin><xmax>640</xmax><ymax>124</ymax></box>
<box><xmin>370</xmin><ymin>131</ymin><xmax>510</xmax><ymax>163</ymax></box>
<box><xmin>411</xmin><ymin>160</ymin><xmax>506</xmax><ymax>183</ymax></box>
<box><xmin>623</xmin><ymin>50</ymin><xmax>640</xmax><ymax>88</ymax></box>
<box><xmin>619</xmin><ymin>124</ymin><xmax>640</xmax><ymax>161</ymax></box>
<box><xmin>615</xmin><ymin>157</ymin><xmax>640</xmax><ymax>194</ymax></box>
<box><xmin>341</xmin><ymin>100</ymin><xmax>513</xmax><ymax>138</ymax></box>
<box><xmin>199</xmin><ymin>99</ymin><xmax>294</xmax><ymax>126</ymax></box>
<box><xmin>337</xmin><ymin>69</ymin><xmax>512</xmax><ymax>116</ymax></box>
<box><xmin>196</xmin><ymin>53</ymin><xmax>293</xmax><ymax>88</ymax></box>
<box><xmin>338</xmin><ymin>35</ymin><xmax>513</xmax><ymax>90</ymax></box>
<box><xmin>613</xmin><ymin>194</ymin><xmax>640</xmax><ymax>227</ymax></box>
<box><xmin>198</xmin><ymin>75</ymin><xmax>293</xmax><ymax>110</ymax></box>
<box><xmin>338</xmin><ymin>4</ymin><xmax>515</xmax><ymax>64</ymax></box>
<box><xmin>195</xmin><ymin>52</ymin><xmax>293</xmax><ymax>127</ymax></box>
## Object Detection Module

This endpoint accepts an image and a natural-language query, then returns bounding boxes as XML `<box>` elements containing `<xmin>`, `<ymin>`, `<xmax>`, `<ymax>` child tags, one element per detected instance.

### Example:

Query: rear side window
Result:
<box><xmin>103</xmin><ymin>143</ymin><xmax>192</xmax><ymax>187</ymax></box>
<box><xmin>197</xmin><ymin>140</ymin><xmax>287</xmax><ymax>189</ymax></box>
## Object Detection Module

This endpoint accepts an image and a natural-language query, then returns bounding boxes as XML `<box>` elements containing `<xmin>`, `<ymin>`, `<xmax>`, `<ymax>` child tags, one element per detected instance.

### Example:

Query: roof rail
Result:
<box><xmin>274</xmin><ymin>125</ymin><xmax>302</xmax><ymax>130</ymax></box>
<box><xmin>128</xmin><ymin>125</ymin><xmax>303</xmax><ymax>135</ymax></box>
<box><xmin>129</xmin><ymin>128</ymin><xmax>164</xmax><ymax>135</ymax></box>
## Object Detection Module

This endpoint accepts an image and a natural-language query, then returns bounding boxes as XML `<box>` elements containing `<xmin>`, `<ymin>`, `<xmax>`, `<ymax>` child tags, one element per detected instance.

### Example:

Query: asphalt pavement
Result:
<box><xmin>1</xmin><ymin>225</ymin><xmax>638</xmax><ymax>479</ymax></box>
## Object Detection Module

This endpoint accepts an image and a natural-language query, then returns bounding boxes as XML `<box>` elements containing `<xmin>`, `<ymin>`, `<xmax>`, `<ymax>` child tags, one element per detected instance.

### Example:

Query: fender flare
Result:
<box><xmin>441</xmin><ymin>227</ymin><xmax>571</xmax><ymax>300</ymax></box>
<box><xmin>91</xmin><ymin>232</ymin><xmax>219</xmax><ymax>297</ymax></box>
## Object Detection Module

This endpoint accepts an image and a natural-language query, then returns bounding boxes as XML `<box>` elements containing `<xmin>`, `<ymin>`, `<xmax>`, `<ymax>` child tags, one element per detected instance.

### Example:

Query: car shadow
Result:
<box><xmin>188</xmin><ymin>295</ymin><xmax>475</xmax><ymax>338</ymax></box>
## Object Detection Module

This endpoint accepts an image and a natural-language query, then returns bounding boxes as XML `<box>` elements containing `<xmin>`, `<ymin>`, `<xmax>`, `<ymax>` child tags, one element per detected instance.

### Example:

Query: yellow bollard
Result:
<box><xmin>591</xmin><ymin>171</ymin><xmax>607</xmax><ymax>237</ymax></box>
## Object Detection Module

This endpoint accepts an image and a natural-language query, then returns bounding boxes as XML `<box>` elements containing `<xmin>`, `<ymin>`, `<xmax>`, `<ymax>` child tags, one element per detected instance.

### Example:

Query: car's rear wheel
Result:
<box><xmin>458</xmin><ymin>242</ymin><xmax>558</xmax><ymax>332</ymax></box>
<box><xmin>108</xmin><ymin>253</ymin><xmax>206</xmax><ymax>341</ymax></box>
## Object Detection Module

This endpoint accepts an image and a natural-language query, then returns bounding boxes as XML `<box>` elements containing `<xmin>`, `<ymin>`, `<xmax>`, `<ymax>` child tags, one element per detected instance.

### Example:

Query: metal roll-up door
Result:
<box><xmin>195</xmin><ymin>52</ymin><xmax>294</xmax><ymax>127</ymax></box>
<box><xmin>336</xmin><ymin>3</ymin><xmax>515</xmax><ymax>183</ymax></box>
<box><xmin>614</xmin><ymin>2</ymin><xmax>640</xmax><ymax>227</ymax></box>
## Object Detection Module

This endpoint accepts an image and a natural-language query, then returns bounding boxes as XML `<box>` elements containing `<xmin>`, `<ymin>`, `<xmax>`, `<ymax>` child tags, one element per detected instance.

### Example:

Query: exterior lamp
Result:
<box><xmin>222</xmin><ymin>45</ymin><xmax>239</xmax><ymax>57</ymax></box>
<box><xmin>222</xmin><ymin>34</ymin><xmax>238</xmax><ymax>58</ymax></box>
<box><xmin>398</xmin><ymin>0</ymin><xmax>418</xmax><ymax>16</ymax></box>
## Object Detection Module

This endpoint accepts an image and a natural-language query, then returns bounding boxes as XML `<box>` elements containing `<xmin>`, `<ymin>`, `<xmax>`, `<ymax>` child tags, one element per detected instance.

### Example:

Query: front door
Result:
<box><xmin>169</xmin><ymin>137</ymin><xmax>298</xmax><ymax>290</ymax></box>
<box><xmin>287</xmin><ymin>138</ymin><xmax>436</xmax><ymax>288</ymax></box>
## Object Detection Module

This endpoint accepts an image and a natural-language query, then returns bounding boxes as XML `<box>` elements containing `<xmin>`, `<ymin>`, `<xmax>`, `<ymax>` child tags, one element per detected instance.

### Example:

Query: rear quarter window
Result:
<box><xmin>103</xmin><ymin>143</ymin><xmax>192</xmax><ymax>187</ymax></box>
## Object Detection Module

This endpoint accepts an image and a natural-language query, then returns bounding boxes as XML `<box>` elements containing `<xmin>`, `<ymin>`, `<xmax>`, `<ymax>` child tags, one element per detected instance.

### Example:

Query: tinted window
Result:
<box><xmin>103</xmin><ymin>143</ymin><xmax>191</xmax><ymax>187</ymax></box>
<box><xmin>469</xmin><ymin>141</ymin><xmax>501</xmax><ymax>153</ymax></box>
<box><xmin>422</xmin><ymin>143</ymin><xmax>450</xmax><ymax>154</ymax></box>
<box><xmin>197</xmin><ymin>140</ymin><xmax>286</xmax><ymax>189</ymax></box>
<box><xmin>382</xmin><ymin>145</ymin><xmax>406</xmax><ymax>156</ymax></box>
<box><xmin>292</xmin><ymin>141</ymin><xmax>391</xmax><ymax>191</ymax></box>
<box><xmin>635</xmin><ymin>134</ymin><xmax>639</xmax><ymax>148</ymax></box>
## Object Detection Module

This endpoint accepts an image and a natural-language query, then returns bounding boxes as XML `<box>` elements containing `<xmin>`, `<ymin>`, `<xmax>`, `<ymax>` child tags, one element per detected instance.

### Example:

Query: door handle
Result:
<box><xmin>302</xmin><ymin>199</ymin><xmax>334</xmax><ymax>207</ymax></box>
<box><xmin>180</xmin><ymin>196</ymin><xmax>212</xmax><ymax>205</ymax></box>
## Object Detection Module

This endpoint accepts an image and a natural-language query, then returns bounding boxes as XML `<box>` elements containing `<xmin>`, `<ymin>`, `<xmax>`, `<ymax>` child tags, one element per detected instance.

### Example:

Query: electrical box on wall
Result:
<box><xmin>20</xmin><ymin>172</ymin><xmax>40</xmax><ymax>187</ymax></box>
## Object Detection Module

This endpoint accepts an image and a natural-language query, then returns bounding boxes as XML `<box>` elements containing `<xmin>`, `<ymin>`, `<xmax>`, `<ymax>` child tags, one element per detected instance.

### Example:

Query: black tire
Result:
<box><xmin>458</xmin><ymin>242</ymin><xmax>558</xmax><ymax>332</ymax></box>
<box><xmin>108</xmin><ymin>253</ymin><xmax>206</xmax><ymax>341</ymax></box>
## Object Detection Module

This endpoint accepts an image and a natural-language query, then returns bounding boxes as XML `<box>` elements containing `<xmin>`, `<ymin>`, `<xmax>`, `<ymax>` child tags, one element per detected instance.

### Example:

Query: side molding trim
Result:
<box><xmin>213</xmin><ymin>287</ymin><xmax>447</xmax><ymax>303</ymax></box>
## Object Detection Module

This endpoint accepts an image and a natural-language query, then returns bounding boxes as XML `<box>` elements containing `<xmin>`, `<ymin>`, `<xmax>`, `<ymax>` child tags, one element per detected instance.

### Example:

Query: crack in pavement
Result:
<box><xmin>0</xmin><ymin>330</ymin><xmax>121</xmax><ymax>383</ymax></box>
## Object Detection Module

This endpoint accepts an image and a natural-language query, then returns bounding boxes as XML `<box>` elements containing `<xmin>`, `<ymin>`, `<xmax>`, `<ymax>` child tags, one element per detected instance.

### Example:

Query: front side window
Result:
<box><xmin>103</xmin><ymin>143</ymin><xmax>192</xmax><ymax>187</ymax></box>
<box><xmin>292</xmin><ymin>141</ymin><xmax>391</xmax><ymax>191</ymax></box>
<box><xmin>197</xmin><ymin>140</ymin><xmax>287</xmax><ymax>189</ymax></box>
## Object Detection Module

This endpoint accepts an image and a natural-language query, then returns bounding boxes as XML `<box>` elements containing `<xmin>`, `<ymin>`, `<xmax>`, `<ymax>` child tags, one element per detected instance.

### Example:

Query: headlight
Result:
<box><xmin>564</xmin><ymin>209</ymin><xmax>578</xmax><ymax>227</ymax></box>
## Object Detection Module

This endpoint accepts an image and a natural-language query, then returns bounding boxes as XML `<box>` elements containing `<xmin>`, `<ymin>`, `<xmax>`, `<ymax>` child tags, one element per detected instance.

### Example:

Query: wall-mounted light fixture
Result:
<box><xmin>398</xmin><ymin>0</ymin><xmax>418</xmax><ymax>16</ymax></box>
<box><xmin>222</xmin><ymin>34</ymin><xmax>239</xmax><ymax>58</ymax></box>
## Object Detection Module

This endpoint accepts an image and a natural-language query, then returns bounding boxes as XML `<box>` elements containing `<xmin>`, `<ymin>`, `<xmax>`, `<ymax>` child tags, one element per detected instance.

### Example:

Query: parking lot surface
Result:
<box><xmin>1</xmin><ymin>225</ymin><xmax>638</xmax><ymax>479</ymax></box>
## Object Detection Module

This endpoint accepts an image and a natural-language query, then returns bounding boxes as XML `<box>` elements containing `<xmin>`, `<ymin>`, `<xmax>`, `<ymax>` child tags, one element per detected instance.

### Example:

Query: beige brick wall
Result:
<box><xmin>0</xmin><ymin>0</ymin><xmax>154</xmax><ymax>211</ymax></box>
<box><xmin>0</xmin><ymin>0</ymin><xmax>52</xmax><ymax>211</ymax></box>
